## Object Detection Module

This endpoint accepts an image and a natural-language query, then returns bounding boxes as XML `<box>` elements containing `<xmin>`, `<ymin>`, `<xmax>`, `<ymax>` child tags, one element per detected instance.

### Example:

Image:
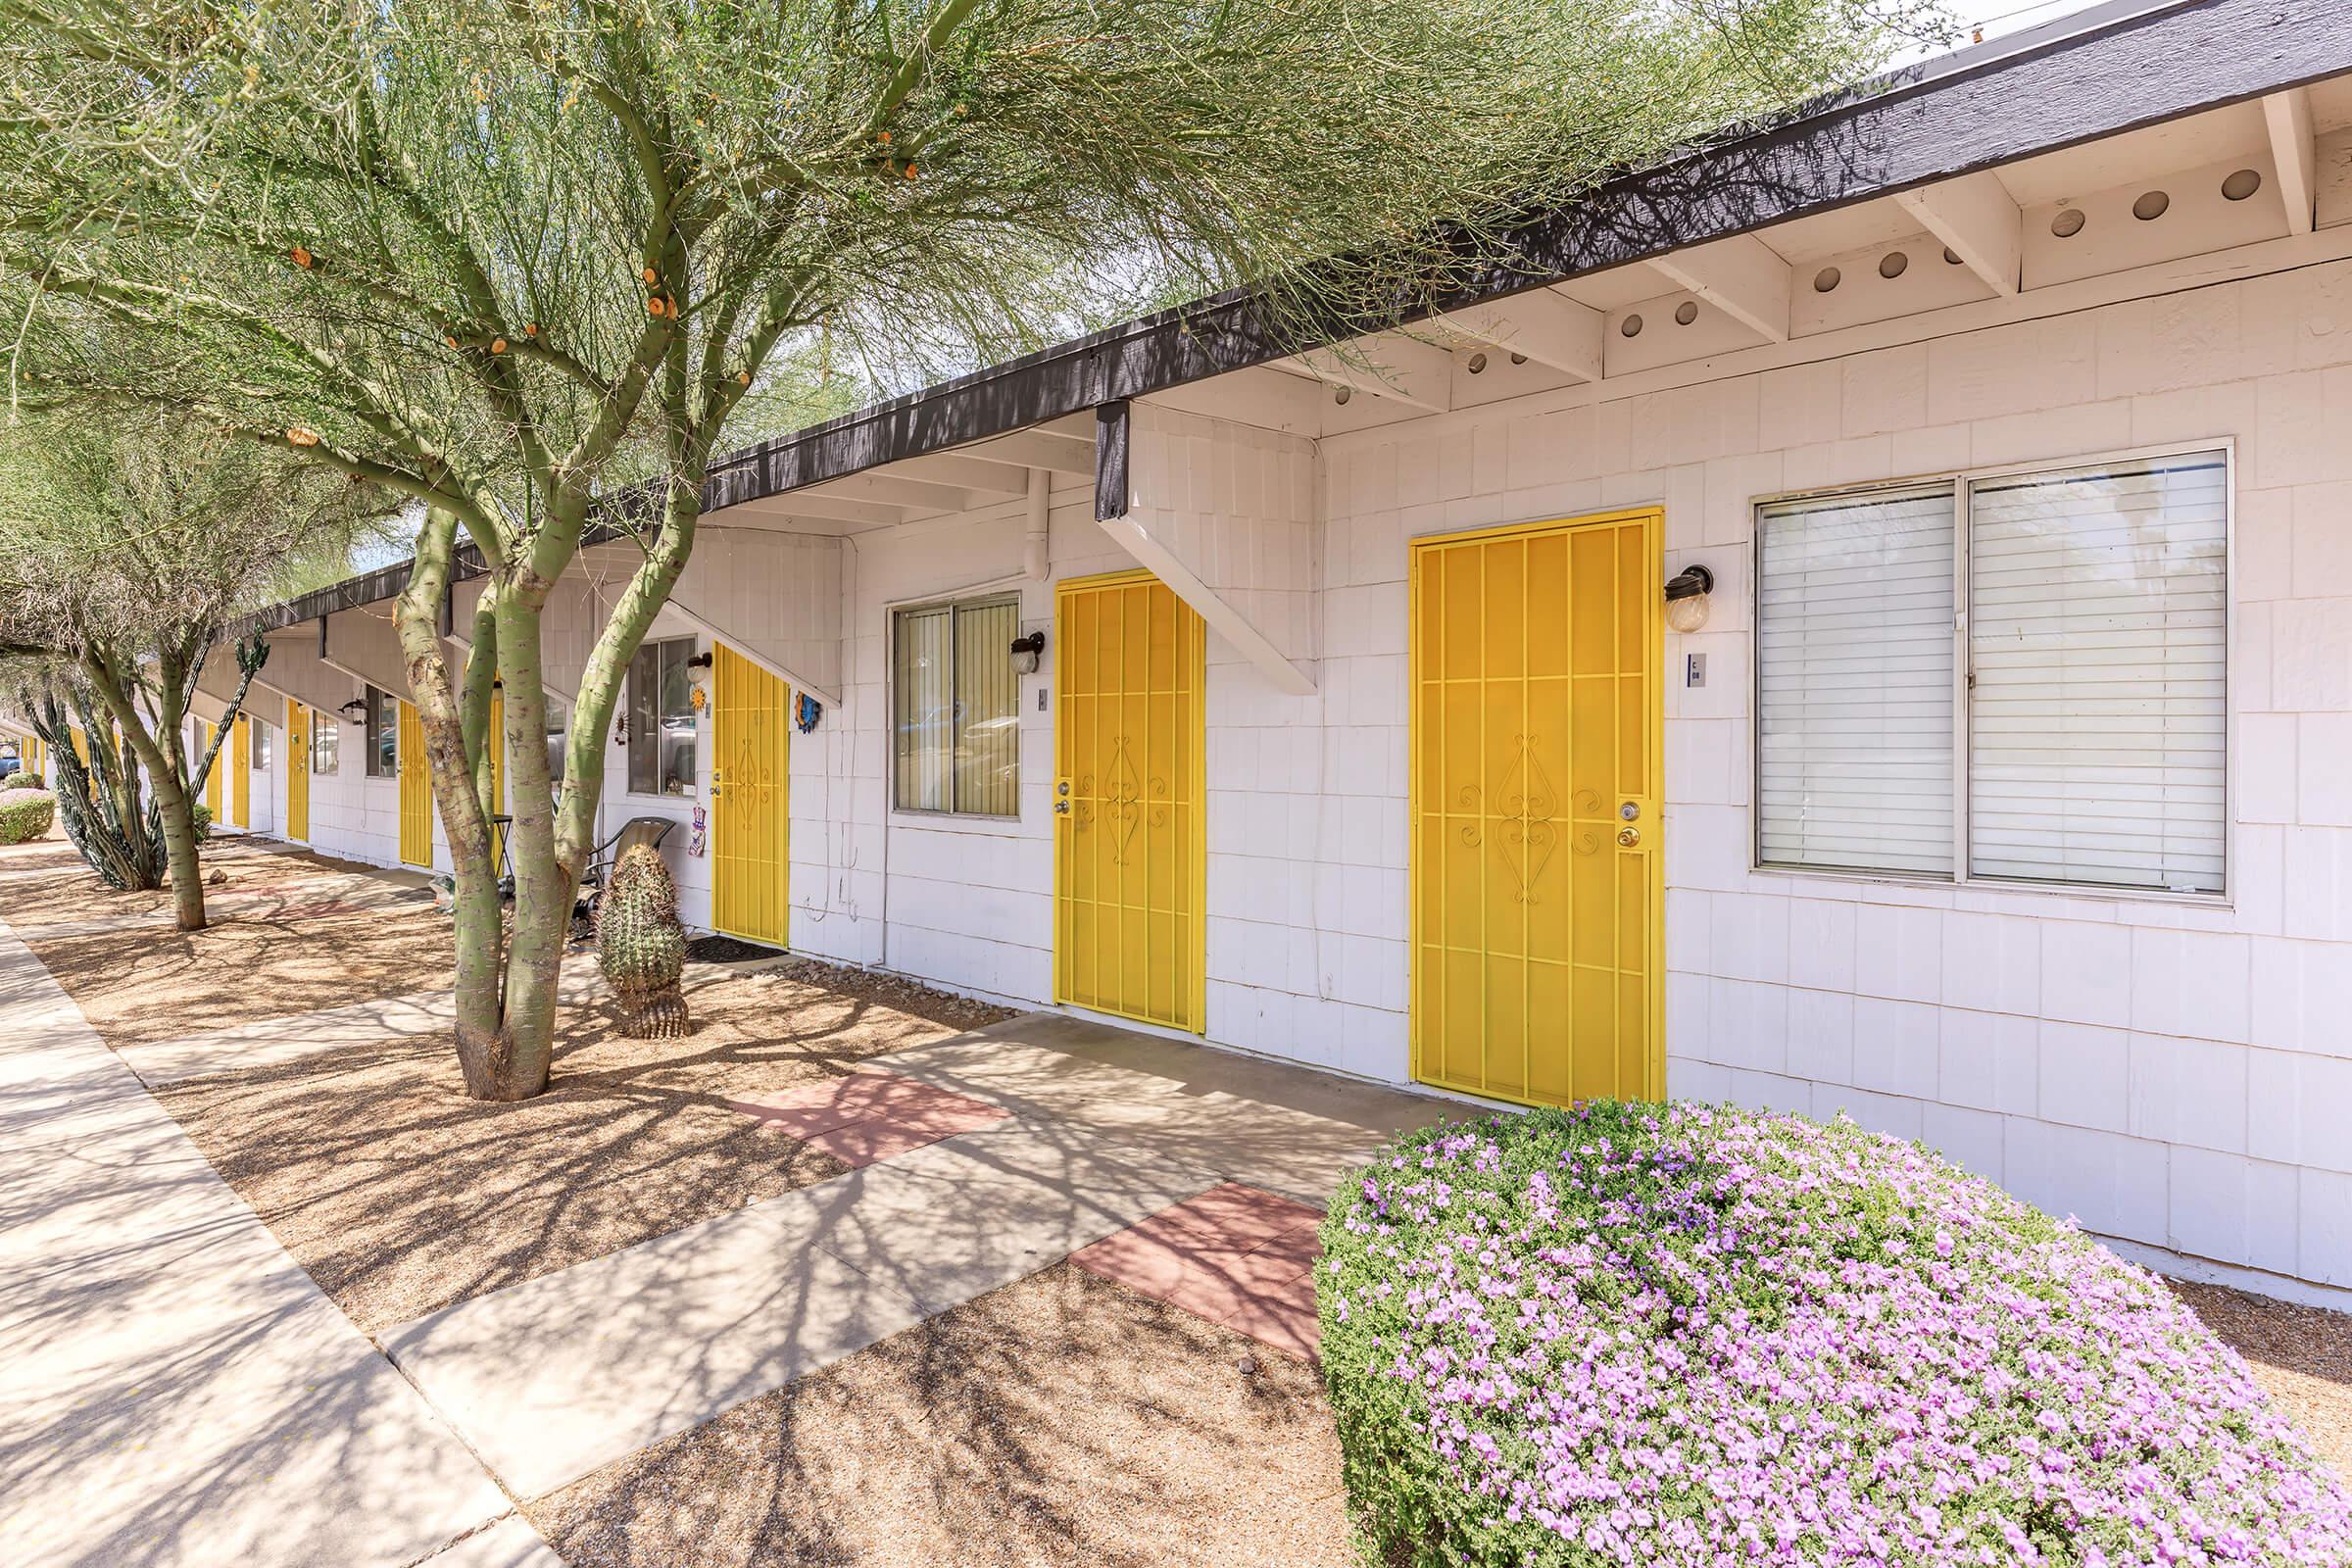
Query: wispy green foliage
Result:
<box><xmin>0</xmin><ymin>0</ymin><xmax>1942</xmax><ymax>1094</ymax></box>
<box><xmin>0</xmin><ymin>414</ymin><xmax>394</xmax><ymax>920</ymax></box>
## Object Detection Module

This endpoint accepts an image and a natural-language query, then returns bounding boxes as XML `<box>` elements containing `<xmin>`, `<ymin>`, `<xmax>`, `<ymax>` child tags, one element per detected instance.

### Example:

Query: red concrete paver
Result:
<box><xmin>729</xmin><ymin>1070</ymin><xmax>1009</xmax><ymax>1169</ymax></box>
<box><xmin>1069</xmin><ymin>1182</ymin><xmax>1328</xmax><ymax>1360</ymax></box>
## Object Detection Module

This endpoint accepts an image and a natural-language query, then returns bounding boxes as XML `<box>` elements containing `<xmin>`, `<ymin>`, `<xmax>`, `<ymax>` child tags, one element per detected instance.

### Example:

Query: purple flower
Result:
<box><xmin>1317</xmin><ymin>1101</ymin><xmax>2352</xmax><ymax>1567</ymax></box>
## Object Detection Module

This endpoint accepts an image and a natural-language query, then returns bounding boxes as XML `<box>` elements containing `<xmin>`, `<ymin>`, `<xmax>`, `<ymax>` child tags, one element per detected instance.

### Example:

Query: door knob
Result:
<box><xmin>1616</xmin><ymin>826</ymin><xmax>1641</xmax><ymax>848</ymax></box>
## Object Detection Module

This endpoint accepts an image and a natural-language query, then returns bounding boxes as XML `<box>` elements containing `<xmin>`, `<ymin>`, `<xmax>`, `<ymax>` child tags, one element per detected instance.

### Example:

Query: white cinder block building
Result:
<box><xmin>209</xmin><ymin>2</ymin><xmax>2352</xmax><ymax>1298</ymax></box>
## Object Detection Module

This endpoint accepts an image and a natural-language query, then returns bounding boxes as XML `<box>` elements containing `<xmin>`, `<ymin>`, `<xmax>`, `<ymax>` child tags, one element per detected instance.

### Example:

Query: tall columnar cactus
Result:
<box><xmin>597</xmin><ymin>844</ymin><xmax>689</xmax><ymax>1038</ymax></box>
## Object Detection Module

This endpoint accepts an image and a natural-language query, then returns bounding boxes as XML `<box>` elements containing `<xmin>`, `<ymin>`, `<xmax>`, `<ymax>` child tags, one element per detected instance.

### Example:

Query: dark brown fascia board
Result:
<box><xmin>244</xmin><ymin>0</ymin><xmax>2352</xmax><ymax>636</ymax></box>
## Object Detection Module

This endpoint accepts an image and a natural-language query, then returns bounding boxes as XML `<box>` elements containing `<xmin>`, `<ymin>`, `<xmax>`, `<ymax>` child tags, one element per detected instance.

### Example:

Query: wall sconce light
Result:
<box><xmin>685</xmin><ymin>651</ymin><xmax>714</xmax><ymax>689</ymax></box>
<box><xmin>1664</xmin><ymin>564</ymin><xmax>1715</xmax><ymax>633</ymax></box>
<box><xmin>337</xmin><ymin>698</ymin><xmax>368</xmax><ymax>723</ymax></box>
<box><xmin>1009</xmin><ymin>630</ymin><xmax>1046</xmax><ymax>676</ymax></box>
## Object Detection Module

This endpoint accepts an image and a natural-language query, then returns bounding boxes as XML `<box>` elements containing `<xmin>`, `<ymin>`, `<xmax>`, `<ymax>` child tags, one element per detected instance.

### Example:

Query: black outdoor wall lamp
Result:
<box><xmin>337</xmin><ymin>698</ymin><xmax>368</xmax><ymax>723</ymax></box>
<box><xmin>1664</xmin><ymin>564</ymin><xmax>1715</xmax><ymax>634</ymax></box>
<box><xmin>1009</xmin><ymin>630</ymin><xmax>1046</xmax><ymax>675</ymax></box>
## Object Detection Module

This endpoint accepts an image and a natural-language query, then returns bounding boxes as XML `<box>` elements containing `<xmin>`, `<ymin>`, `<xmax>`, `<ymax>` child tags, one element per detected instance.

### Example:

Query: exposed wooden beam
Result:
<box><xmin>1096</xmin><ymin>401</ymin><xmax>1130</xmax><ymax>520</ymax></box>
<box><xmin>805</xmin><ymin>471</ymin><xmax>974</xmax><ymax>513</ymax></box>
<box><xmin>1274</xmin><ymin>333</ymin><xmax>1453</xmax><ymax>413</ymax></box>
<box><xmin>1445</xmin><ymin>289</ymin><xmax>1605</xmax><ymax>381</ymax></box>
<box><xmin>657</xmin><ymin>598</ymin><xmax>842</xmax><ymax>709</ymax></box>
<box><xmin>1896</xmin><ymin>171</ymin><xmax>2023</xmax><ymax>295</ymax></box>
<box><xmin>1145</xmin><ymin>364</ymin><xmax>1331</xmax><ymax>434</ymax></box>
<box><xmin>957</xmin><ymin>429</ymin><xmax>1095</xmax><ymax>475</ymax></box>
<box><xmin>1097</xmin><ymin>513</ymin><xmax>1316</xmax><ymax>696</ymax></box>
<box><xmin>1646</xmin><ymin>233</ymin><xmax>1792</xmax><ymax>342</ymax></box>
<box><xmin>2264</xmin><ymin>86</ymin><xmax>2318</xmax><ymax>236</ymax></box>
<box><xmin>740</xmin><ymin>492</ymin><xmax>906</xmax><ymax>531</ymax></box>
<box><xmin>886</xmin><ymin>451</ymin><xmax>1035</xmax><ymax>495</ymax></box>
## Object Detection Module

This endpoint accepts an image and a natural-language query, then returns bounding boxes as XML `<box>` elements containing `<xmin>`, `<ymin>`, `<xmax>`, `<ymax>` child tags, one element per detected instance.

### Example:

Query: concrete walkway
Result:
<box><xmin>1</xmin><ymin>830</ymin><xmax>1457</xmax><ymax>1544</ymax></box>
<box><xmin>384</xmin><ymin>1010</ymin><xmax>1448</xmax><ymax>1498</ymax></box>
<box><xmin>0</xmin><ymin>917</ymin><xmax>561</xmax><ymax>1568</ymax></box>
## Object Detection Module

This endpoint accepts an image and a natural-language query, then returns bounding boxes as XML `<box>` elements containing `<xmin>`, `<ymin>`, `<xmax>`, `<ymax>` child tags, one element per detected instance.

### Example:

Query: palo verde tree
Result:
<box><xmin>0</xmin><ymin>0</ymin><xmax>1940</xmax><ymax>1097</ymax></box>
<box><xmin>0</xmin><ymin>415</ymin><xmax>393</xmax><ymax>929</ymax></box>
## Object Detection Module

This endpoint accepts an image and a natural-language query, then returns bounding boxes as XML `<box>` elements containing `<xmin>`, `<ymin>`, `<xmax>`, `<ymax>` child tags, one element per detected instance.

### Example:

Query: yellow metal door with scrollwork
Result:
<box><xmin>231</xmin><ymin>716</ymin><xmax>251</xmax><ymax>828</ymax></box>
<box><xmin>397</xmin><ymin>700</ymin><xmax>433</xmax><ymax>867</ymax></box>
<box><xmin>1054</xmin><ymin>571</ymin><xmax>1205</xmax><ymax>1033</ymax></box>
<box><xmin>712</xmin><ymin>644</ymin><xmax>790</xmax><ymax>947</ymax></box>
<box><xmin>1410</xmin><ymin>508</ymin><xmax>1663</xmax><ymax>1108</ymax></box>
<box><xmin>287</xmin><ymin>700</ymin><xmax>310</xmax><ymax>841</ymax></box>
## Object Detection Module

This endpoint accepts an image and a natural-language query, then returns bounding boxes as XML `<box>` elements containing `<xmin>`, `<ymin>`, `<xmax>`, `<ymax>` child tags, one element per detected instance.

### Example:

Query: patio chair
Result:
<box><xmin>575</xmin><ymin>814</ymin><xmax>678</xmax><ymax>925</ymax></box>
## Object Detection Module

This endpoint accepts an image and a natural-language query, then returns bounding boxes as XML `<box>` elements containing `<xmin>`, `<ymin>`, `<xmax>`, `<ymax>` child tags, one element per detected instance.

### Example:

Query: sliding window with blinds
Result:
<box><xmin>1753</xmin><ymin>447</ymin><xmax>2229</xmax><ymax>897</ymax></box>
<box><xmin>1967</xmin><ymin>453</ymin><xmax>2228</xmax><ymax>895</ymax></box>
<box><xmin>1756</xmin><ymin>484</ymin><xmax>1957</xmax><ymax>876</ymax></box>
<box><xmin>893</xmin><ymin>595</ymin><xmax>1021</xmax><ymax>816</ymax></box>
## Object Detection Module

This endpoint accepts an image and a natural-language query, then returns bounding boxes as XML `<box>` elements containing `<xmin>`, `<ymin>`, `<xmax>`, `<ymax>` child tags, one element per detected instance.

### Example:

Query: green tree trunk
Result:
<box><xmin>393</xmin><ymin>509</ymin><xmax>515</xmax><ymax>1095</ymax></box>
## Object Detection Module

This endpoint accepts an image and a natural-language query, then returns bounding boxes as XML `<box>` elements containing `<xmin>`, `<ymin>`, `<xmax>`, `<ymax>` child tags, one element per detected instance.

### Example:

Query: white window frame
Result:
<box><xmin>622</xmin><ymin>636</ymin><xmax>700</xmax><ymax>801</ymax></box>
<box><xmin>1749</xmin><ymin>438</ymin><xmax>2234</xmax><ymax>906</ymax></box>
<box><xmin>363</xmin><ymin>686</ymin><xmax>399</xmax><ymax>780</ymax></box>
<box><xmin>311</xmin><ymin>710</ymin><xmax>339</xmax><ymax>776</ymax></box>
<box><xmin>886</xmin><ymin>587</ymin><xmax>1026</xmax><ymax>823</ymax></box>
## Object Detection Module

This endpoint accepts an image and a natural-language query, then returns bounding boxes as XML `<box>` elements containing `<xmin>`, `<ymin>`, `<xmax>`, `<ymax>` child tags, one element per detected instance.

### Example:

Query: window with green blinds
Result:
<box><xmin>894</xmin><ymin>596</ymin><xmax>1020</xmax><ymax>816</ymax></box>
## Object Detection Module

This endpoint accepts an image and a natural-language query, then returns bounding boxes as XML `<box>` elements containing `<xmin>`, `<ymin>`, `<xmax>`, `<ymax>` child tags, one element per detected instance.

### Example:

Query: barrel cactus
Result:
<box><xmin>596</xmin><ymin>844</ymin><xmax>689</xmax><ymax>1038</ymax></box>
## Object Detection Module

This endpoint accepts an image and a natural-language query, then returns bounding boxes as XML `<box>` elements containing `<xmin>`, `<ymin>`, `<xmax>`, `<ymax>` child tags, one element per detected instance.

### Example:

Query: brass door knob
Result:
<box><xmin>1616</xmin><ymin>826</ymin><xmax>1641</xmax><ymax>848</ymax></box>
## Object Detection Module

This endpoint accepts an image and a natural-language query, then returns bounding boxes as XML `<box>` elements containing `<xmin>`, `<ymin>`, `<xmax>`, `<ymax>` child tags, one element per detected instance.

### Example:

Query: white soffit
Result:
<box><xmin>2022</xmin><ymin>153</ymin><xmax>2290</xmax><ymax>288</ymax></box>
<box><xmin>2309</xmin><ymin>74</ymin><xmax>2352</xmax><ymax>132</ymax></box>
<box><xmin>1790</xmin><ymin>232</ymin><xmax>1995</xmax><ymax>336</ymax></box>
<box><xmin>1748</xmin><ymin>199</ymin><xmax>1935</xmax><ymax>268</ymax></box>
<box><xmin>1989</xmin><ymin>101</ymin><xmax>2270</xmax><ymax>207</ymax></box>
<box><xmin>1602</xmin><ymin>290</ymin><xmax>1761</xmax><ymax>375</ymax></box>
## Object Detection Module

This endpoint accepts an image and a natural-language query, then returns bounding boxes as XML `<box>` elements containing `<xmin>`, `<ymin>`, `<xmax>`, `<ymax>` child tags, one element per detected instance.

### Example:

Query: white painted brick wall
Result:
<box><xmin>248</xmin><ymin>244</ymin><xmax>2352</xmax><ymax>1296</ymax></box>
<box><xmin>1297</xmin><ymin>250</ymin><xmax>2352</xmax><ymax>1293</ymax></box>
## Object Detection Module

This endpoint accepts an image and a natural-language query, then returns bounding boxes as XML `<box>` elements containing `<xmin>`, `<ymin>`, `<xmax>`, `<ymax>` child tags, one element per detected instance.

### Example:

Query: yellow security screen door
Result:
<box><xmin>1054</xmin><ymin>570</ymin><xmax>1205</xmax><ymax>1033</ymax></box>
<box><xmin>1410</xmin><ymin>508</ymin><xmax>1664</xmax><ymax>1108</ymax></box>
<box><xmin>231</xmin><ymin>716</ymin><xmax>251</xmax><ymax>828</ymax></box>
<box><xmin>397</xmin><ymin>700</ymin><xmax>433</xmax><ymax>866</ymax></box>
<box><xmin>287</xmin><ymin>700</ymin><xmax>310</xmax><ymax>841</ymax></box>
<box><xmin>200</xmin><ymin>724</ymin><xmax>221</xmax><ymax>818</ymax></box>
<box><xmin>711</xmin><ymin>645</ymin><xmax>790</xmax><ymax>946</ymax></box>
<box><xmin>486</xmin><ymin>690</ymin><xmax>506</xmax><ymax>876</ymax></box>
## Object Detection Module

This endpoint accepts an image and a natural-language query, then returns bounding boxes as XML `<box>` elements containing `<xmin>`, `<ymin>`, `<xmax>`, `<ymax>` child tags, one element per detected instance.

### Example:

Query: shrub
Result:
<box><xmin>2</xmin><ymin>770</ymin><xmax>44</xmax><ymax>790</ymax></box>
<box><xmin>1319</xmin><ymin>1102</ymin><xmax>2352</xmax><ymax>1567</ymax></box>
<box><xmin>0</xmin><ymin>789</ymin><xmax>57</xmax><ymax>844</ymax></box>
<box><xmin>188</xmin><ymin>801</ymin><xmax>213</xmax><ymax>842</ymax></box>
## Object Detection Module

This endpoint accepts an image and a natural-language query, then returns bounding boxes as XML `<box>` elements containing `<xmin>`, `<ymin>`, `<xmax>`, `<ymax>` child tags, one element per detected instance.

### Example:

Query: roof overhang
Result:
<box><xmin>244</xmin><ymin>0</ymin><xmax>2352</xmax><ymax>630</ymax></box>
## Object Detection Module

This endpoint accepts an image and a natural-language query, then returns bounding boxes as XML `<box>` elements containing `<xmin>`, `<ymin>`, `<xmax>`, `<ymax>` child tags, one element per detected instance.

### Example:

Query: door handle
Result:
<box><xmin>1616</xmin><ymin>826</ymin><xmax>1641</xmax><ymax>848</ymax></box>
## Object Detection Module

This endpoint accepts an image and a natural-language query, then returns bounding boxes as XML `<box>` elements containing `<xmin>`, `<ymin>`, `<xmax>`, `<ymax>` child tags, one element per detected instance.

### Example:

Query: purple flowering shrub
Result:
<box><xmin>1317</xmin><ymin>1101</ymin><xmax>2352</xmax><ymax>1566</ymax></box>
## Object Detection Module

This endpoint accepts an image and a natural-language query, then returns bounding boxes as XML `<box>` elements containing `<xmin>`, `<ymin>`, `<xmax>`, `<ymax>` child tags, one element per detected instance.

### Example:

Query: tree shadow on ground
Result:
<box><xmin>530</xmin><ymin>1261</ymin><xmax>1353</xmax><ymax>1568</ymax></box>
<box><xmin>154</xmin><ymin>968</ymin><xmax>994</xmax><ymax>1332</ymax></box>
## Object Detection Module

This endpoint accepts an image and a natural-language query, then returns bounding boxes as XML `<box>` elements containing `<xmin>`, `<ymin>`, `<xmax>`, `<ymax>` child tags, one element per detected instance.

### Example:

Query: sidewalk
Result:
<box><xmin>382</xmin><ymin>1010</ymin><xmax>1450</xmax><ymax>1499</ymax></box>
<box><xmin>0</xmin><ymin>916</ymin><xmax>558</xmax><ymax>1568</ymax></box>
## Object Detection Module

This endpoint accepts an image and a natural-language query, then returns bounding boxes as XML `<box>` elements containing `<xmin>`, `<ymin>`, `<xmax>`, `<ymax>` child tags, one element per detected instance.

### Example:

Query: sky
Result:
<box><xmin>1892</xmin><ymin>0</ymin><xmax>2121</xmax><ymax>64</ymax></box>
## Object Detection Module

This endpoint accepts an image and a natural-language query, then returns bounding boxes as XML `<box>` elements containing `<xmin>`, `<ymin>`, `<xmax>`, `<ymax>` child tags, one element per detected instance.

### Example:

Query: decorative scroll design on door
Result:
<box><xmin>1103</xmin><ymin>735</ymin><xmax>1145</xmax><ymax>865</ymax></box>
<box><xmin>1495</xmin><ymin>735</ymin><xmax>1561</xmax><ymax>904</ymax></box>
<box><xmin>1569</xmin><ymin>788</ymin><xmax>1603</xmax><ymax>860</ymax></box>
<box><xmin>732</xmin><ymin>730</ymin><xmax>775</xmax><ymax>806</ymax></box>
